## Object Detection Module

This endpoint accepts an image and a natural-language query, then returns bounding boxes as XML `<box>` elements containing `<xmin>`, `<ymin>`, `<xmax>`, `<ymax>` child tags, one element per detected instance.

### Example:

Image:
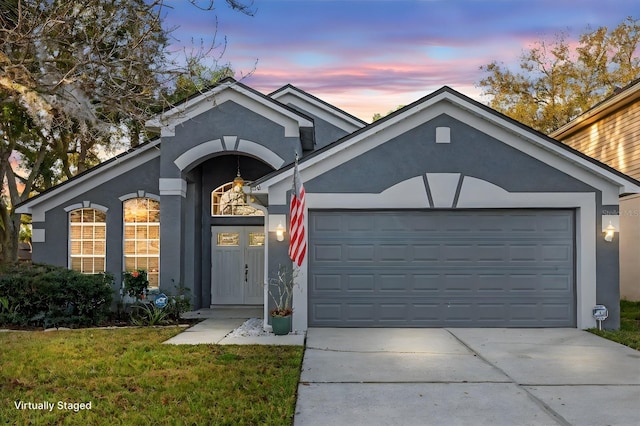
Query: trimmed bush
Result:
<box><xmin>0</xmin><ymin>263</ymin><xmax>113</xmax><ymax>328</ymax></box>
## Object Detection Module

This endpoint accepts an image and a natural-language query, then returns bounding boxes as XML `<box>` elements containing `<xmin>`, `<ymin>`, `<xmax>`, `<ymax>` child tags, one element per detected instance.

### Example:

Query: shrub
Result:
<box><xmin>0</xmin><ymin>263</ymin><xmax>113</xmax><ymax>328</ymax></box>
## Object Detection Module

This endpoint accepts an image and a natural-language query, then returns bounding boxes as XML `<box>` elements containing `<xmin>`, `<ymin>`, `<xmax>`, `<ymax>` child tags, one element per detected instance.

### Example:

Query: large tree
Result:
<box><xmin>477</xmin><ymin>16</ymin><xmax>640</xmax><ymax>134</ymax></box>
<box><xmin>0</xmin><ymin>0</ymin><xmax>253</xmax><ymax>263</ymax></box>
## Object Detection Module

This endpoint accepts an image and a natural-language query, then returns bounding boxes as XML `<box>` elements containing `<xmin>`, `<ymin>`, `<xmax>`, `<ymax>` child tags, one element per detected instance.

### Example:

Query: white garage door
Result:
<box><xmin>308</xmin><ymin>210</ymin><xmax>575</xmax><ymax>327</ymax></box>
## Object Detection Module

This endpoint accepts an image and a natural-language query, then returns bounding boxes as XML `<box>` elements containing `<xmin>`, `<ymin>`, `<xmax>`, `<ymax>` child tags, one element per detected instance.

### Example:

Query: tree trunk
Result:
<box><xmin>0</xmin><ymin>198</ymin><xmax>19</xmax><ymax>265</ymax></box>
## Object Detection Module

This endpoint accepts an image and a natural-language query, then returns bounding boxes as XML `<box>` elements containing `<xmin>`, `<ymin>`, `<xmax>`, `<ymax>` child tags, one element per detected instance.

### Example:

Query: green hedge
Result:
<box><xmin>0</xmin><ymin>263</ymin><xmax>113</xmax><ymax>328</ymax></box>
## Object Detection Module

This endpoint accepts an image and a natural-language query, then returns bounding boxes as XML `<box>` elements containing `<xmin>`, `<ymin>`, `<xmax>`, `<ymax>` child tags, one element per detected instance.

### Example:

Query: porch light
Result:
<box><xmin>233</xmin><ymin>156</ymin><xmax>245</xmax><ymax>193</ymax></box>
<box><xmin>233</xmin><ymin>172</ymin><xmax>244</xmax><ymax>193</ymax></box>
<box><xmin>604</xmin><ymin>221</ymin><xmax>616</xmax><ymax>242</ymax></box>
<box><xmin>276</xmin><ymin>222</ymin><xmax>285</xmax><ymax>241</ymax></box>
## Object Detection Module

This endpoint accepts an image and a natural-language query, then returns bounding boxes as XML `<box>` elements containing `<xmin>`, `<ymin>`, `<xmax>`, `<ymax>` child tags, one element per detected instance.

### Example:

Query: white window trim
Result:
<box><xmin>67</xmin><ymin>207</ymin><xmax>107</xmax><ymax>274</ymax></box>
<box><xmin>122</xmin><ymin>197</ymin><xmax>160</xmax><ymax>288</ymax></box>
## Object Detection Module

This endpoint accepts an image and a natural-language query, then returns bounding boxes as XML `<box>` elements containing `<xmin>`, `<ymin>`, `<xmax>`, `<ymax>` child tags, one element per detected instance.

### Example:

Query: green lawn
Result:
<box><xmin>0</xmin><ymin>327</ymin><xmax>304</xmax><ymax>425</ymax></box>
<box><xmin>589</xmin><ymin>300</ymin><xmax>640</xmax><ymax>351</ymax></box>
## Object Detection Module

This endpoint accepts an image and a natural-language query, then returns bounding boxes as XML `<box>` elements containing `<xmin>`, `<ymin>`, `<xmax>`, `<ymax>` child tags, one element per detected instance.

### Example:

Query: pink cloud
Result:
<box><xmin>162</xmin><ymin>0</ymin><xmax>638</xmax><ymax>121</ymax></box>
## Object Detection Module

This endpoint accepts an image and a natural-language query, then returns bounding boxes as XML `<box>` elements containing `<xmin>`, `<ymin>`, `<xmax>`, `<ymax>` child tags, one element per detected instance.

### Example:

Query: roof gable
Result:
<box><xmin>145</xmin><ymin>78</ymin><xmax>314</xmax><ymax>138</ymax></box>
<box><xmin>269</xmin><ymin>84</ymin><xmax>366</xmax><ymax>133</ymax></box>
<box><xmin>254</xmin><ymin>86</ymin><xmax>640</xmax><ymax>201</ymax></box>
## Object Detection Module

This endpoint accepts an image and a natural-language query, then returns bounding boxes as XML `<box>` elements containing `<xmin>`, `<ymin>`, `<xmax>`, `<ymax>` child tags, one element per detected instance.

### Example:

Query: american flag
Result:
<box><xmin>288</xmin><ymin>157</ymin><xmax>306</xmax><ymax>267</ymax></box>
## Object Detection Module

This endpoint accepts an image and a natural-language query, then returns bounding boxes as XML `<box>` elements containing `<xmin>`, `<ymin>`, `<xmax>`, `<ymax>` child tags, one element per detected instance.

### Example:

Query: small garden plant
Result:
<box><xmin>122</xmin><ymin>269</ymin><xmax>149</xmax><ymax>300</ymax></box>
<box><xmin>268</xmin><ymin>264</ymin><xmax>297</xmax><ymax>317</ymax></box>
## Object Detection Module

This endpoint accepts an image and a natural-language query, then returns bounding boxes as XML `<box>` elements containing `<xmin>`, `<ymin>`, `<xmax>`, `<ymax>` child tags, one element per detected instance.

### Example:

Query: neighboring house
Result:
<box><xmin>550</xmin><ymin>79</ymin><xmax>640</xmax><ymax>301</ymax></box>
<box><xmin>16</xmin><ymin>78</ymin><xmax>640</xmax><ymax>330</ymax></box>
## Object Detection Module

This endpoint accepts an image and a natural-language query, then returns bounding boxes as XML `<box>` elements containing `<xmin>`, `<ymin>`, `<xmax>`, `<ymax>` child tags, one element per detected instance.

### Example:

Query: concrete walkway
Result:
<box><xmin>295</xmin><ymin>328</ymin><xmax>640</xmax><ymax>426</ymax></box>
<box><xmin>163</xmin><ymin>307</ymin><xmax>305</xmax><ymax>346</ymax></box>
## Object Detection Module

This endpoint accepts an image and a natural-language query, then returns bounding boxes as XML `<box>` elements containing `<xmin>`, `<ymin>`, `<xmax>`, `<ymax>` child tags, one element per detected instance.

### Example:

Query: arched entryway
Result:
<box><xmin>196</xmin><ymin>154</ymin><xmax>274</xmax><ymax>307</ymax></box>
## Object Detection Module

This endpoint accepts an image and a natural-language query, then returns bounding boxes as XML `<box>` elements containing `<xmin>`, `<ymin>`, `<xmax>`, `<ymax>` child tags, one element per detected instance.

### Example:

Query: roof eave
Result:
<box><xmin>253</xmin><ymin>86</ymin><xmax>640</xmax><ymax>196</ymax></box>
<box><xmin>550</xmin><ymin>81</ymin><xmax>640</xmax><ymax>139</ymax></box>
<box><xmin>145</xmin><ymin>79</ymin><xmax>314</xmax><ymax>135</ymax></box>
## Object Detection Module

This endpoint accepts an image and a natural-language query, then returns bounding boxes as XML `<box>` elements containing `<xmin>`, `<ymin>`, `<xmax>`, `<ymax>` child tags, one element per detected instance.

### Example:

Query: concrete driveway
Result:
<box><xmin>294</xmin><ymin>328</ymin><xmax>640</xmax><ymax>426</ymax></box>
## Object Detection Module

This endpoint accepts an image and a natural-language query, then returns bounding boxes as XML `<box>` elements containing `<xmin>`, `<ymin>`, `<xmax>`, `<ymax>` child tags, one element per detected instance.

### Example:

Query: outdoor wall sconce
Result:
<box><xmin>275</xmin><ymin>223</ymin><xmax>285</xmax><ymax>242</ymax></box>
<box><xmin>604</xmin><ymin>221</ymin><xmax>616</xmax><ymax>242</ymax></box>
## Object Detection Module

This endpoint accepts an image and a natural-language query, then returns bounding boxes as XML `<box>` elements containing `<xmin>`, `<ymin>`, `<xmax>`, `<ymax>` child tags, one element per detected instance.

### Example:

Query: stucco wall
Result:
<box><xmin>161</xmin><ymin>101</ymin><xmax>302</xmax><ymax>178</ymax></box>
<box><xmin>283</xmin><ymin>104</ymin><xmax>351</xmax><ymax>149</ymax></box>
<box><xmin>306</xmin><ymin>114</ymin><xmax>597</xmax><ymax>194</ymax></box>
<box><xmin>31</xmin><ymin>156</ymin><xmax>161</xmax><ymax>292</ymax></box>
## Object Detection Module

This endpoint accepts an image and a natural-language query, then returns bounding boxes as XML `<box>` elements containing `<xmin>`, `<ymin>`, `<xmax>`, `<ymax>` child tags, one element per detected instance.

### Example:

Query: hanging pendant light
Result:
<box><xmin>233</xmin><ymin>156</ymin><xmax>244</xmax><ymax>193</ymax></box>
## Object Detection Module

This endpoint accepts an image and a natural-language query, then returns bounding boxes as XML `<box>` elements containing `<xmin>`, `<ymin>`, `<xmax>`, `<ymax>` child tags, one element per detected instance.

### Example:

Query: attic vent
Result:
<box><xmin>436</xmin><ymin>127</ymin><xmax>451</xmax><ymax>144</ymax></box>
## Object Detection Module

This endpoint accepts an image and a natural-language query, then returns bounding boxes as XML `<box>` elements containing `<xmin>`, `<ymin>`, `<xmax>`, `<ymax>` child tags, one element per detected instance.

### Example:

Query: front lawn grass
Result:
<box><xmin>589</xmin><ymin>300</ymin><xmax>640</xmax><ymax>350</ymax></box>
<box><xmin>0</xmin><ymin>327</ymin><xmax>304</xmax><ymax>425</ymax></box>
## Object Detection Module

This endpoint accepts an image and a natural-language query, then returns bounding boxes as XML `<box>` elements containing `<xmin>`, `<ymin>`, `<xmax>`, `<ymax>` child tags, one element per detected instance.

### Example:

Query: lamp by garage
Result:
<box><xmin>604</xmin><ymin>221</ymin><xmax>616</xmax><ymax>242</ymax></box>
<box><xmin>275</xmin><ymin>223</ymin><xmax>285</xmax><ymax>242</ymax></box>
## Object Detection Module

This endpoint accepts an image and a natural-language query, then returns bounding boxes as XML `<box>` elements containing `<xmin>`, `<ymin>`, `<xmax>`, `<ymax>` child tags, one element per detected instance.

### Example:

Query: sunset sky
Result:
<box><xmin>163</xmin><ymin>0</ymin><xmax>638</xmax><ymax>122</ymax></box>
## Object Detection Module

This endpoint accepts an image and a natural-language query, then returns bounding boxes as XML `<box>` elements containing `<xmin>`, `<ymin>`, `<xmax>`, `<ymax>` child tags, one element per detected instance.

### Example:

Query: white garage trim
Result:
<box><xmin>426</xmin><ymin>173</ymin><xmax>461</xmax><ymax>207</ymax></box>
<box><xmin>290</xmin><ymin>174</ymin><xmax>597</xmax><ymax>331</ymax></box>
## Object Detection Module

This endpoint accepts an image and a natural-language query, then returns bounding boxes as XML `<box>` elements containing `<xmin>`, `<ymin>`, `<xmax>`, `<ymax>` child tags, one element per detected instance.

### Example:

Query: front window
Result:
<box><xmin>211</xmin><ymin>182</ymin><xmax>264</xmax><ymax>216</ymax></box>
<box><xmin>69</xmin><ymin>208</ymin><xmax>106</xmax><ymax>273</ymax></box>
<box><xmin>123</xmin><ymin>198</ymin><xmax>160</xmax><ymax>288</ymax></box>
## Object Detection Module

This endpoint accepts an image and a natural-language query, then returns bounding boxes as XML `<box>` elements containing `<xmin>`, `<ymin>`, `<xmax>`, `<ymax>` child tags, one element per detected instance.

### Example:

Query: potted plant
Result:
<box><xmin>268</xmin><ymin>264</ymin><xmax>297</xmax><ymax>335</ymax></box>
<box><xmin>122</xmin><ymin>269</ymin><xmax>149</xmax><ymax>301</ymax></box>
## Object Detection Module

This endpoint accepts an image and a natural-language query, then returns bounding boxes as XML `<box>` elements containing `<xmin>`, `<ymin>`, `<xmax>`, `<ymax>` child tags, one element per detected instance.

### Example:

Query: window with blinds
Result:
<box><xmin>69</xmin><ymin>208</ymin><xmax>106</xmax><ymax>273</ymax></box>
<box><xmin>123</xmin><ymin>198</ymin><xmax>160</xmax><ymax>288</ymax></box>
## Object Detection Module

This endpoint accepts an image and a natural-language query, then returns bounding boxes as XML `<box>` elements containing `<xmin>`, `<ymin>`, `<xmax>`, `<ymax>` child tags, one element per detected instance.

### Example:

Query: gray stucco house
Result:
<box><xmin>16</xmin><ymin>78</ymin><xmax>640</xmax><ymax>330</ymax></box>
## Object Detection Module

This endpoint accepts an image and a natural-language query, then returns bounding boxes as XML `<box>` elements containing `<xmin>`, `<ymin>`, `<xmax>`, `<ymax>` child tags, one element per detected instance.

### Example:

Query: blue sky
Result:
<box><xmin>163</xmin><ymin>0</ymin><xmax>639</xmax><ymax>121</ymax></box>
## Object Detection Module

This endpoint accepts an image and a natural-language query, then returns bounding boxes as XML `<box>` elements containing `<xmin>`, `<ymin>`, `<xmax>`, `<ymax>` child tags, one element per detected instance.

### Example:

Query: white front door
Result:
<box><xmin>211</xmin><ymin>226</ymin><xmax>265</xmax><ymax>305</ymax></box>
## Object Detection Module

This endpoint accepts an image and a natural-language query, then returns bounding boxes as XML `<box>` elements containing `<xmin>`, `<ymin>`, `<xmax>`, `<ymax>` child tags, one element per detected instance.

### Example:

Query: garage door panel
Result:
<box><xmin>312</xmin><ymin>269</ymin><xmax>574</xmax><ymax>295</ymax></box>
<box><xmin>347</xmin><ymin>215</ymin><xmax>375</xmax><ymax>231</ymax></box>
<box><xmin>312</xmin><ymin>274</ymin><xmax>342</xmax><ymax>292</ymax></box>
<box><xmin>477</xmin><ymin>244</ymin><xmax>508</xmax><ymax>261</ymax></box>
<box><xmin>509</xmin><ymin>245</ymin><xmax>539</xmax><ymax>261</ymax></box>
<box><xmin>540</xmin><ymin>274</ymin><xmax>573</xmax><ymax>291</ymax></box>
<box><xmin>312</xmin><ymin>214</ymin><xmax>343</xmax><ymax>232</ymax></box>
<box><xmin>413</xmin><ymin>275</ymin><xmax>441</xmax><ymax>291</ymax></box>
<box><xmin>542</xmin><ymin>214</ymin><xmax>573</xmax><ymax>232</ymax></box>
<box><xmin>379</xmin><ymin>274</ymin><xmax>409</xmax><ymax>291</ymax></box>
<box><xmin>313</xmin><ymin>244</ymin><xmax>342</xmax><ymax>261</ymax></box>
<box><xmin>311</xmin><ymin>300</ymin><xmax>575</xmax><ymax>327</ymax></box>
<box><xmin>312</xmin><ymin>303</ymin><xmax>342</xmax><ymax>324</ymax></box>
<box><xmin>309</xmin><ymin>210</ymin><xmax>575</xmax><ymax>327</ymax></box>
<box><xmin>413</xmin><ymin>245</ymin><xmax>440</xmax><ymax>261</ymax></box>
<box><xmin>541</xmin><ymin>244</ymin><xmax>572</xmax><ymax>261</ymax></box>
<box><xmin>380</xmin><ymin>303</ymin><xmax>411</xmax><ymax>321</ymax></box>
<box><xmin>347</xmin><ymin>275</ymin><xmax>376</xmax><ymax>292</ymax></box>
<box><xmin>379</xmin><ymin>244</ymin><xmax>409</xmax><ymax>261</ymax></box>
